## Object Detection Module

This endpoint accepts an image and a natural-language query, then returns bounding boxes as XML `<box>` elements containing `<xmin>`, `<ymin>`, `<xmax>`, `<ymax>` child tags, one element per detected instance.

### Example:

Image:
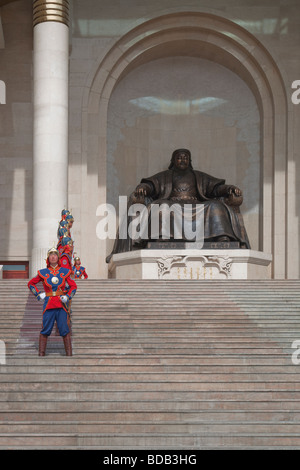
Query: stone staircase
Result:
<box><xmin>0</xmin><ymin>278</ymin><xmax>300</xmax><ymax>449</ymax></box>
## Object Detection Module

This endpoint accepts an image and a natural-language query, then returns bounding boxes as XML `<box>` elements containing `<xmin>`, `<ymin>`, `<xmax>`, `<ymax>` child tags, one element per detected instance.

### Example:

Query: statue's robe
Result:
<box><xmin>106</xmin><ymin>169</ymin><xmax>250</xmax><ymax>263</ymax></box>
<box><xmin>142</xmin><ymin>169</ymin><xmax>223</xmax><ymax>202</ymax></box>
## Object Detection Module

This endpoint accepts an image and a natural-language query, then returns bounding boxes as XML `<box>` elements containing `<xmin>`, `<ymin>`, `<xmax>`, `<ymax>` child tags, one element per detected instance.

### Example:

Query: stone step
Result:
<box><xmin>9</xmin><ymin>319</ymin><xmax>300</xmax><ymax>327</ymax></box>
<box><xmin>3</xmin><ymin>309</ymin><xmax>299</xmax><ymax>315</ymax></box>
<box><xmin>1</xmin><ymin>278</ymin><xmax>300</xmax><ymax>449</ymax></box>
<box><xmin>1</xmin><ymin>279</ymin><xmax>299</xmax><ymax>284</ymax></box>
<box><xmin>1</xmin><ymin>409</ymin><xmax>300</xmax><ymax>422</ymax></box>
<box><xmin>0</xmin><ymin>387</ymin><xmax>298</xmax><ymax>400</ymax></box>
<box><xmin>9</xmin><ymin>343</ymin><xmax>294</xmax><ymax>350</ymax></box>
<box><xmin>0</xmin><ymin>380</ymin><xmax>299</xmax><ymax>392</ymax></box>
<box><xmin>54</xmin><ymin>348</ymin><xmax>288</xmax><ymax>356</ymax></box>
<box><xmin>1</xmin><ymin>394</ymin><xmax>300</xmax><ymax>410</ymax></box>
<box><xmin>0</xmin><ymin>380</ymin><xmax>299</xmax><ymax>394</ymax></box>
<box><xmin>2</xmin><ymin>301</ymin><xmax>298</xmax><ymax>306</ymax></box>
<box><xmin>8</xmin><ymin>328</ymin><xmax>300</xmax><ymax>335</ymax></box>
<box><xmin>0</xmin><ymin>433</ymin><xmax>300</xmax><ymax>449</ymax></box>
<box><xmin>2</xmin><ymin>309</ymin><xmax>299</xmax><ymax>315</ymax></box>
<box><xmin>9</xmin><ymin>339</ymin><xmax>295</xmax><ymax>347</ymax></box>
<box><xmin>3</xmin><ymin>355</ymin><xmax>294</xmax><ymax>365</ymax></box>
<box><xmin>2</xmin><ymin>352</ymin><xmax>296</xmax><ymax>365</ymax></box>
<box><xmin>11</xmin><ymin>327</ymin><xmax>299</xmax><ymax>334</ymax></box>
<box><xmin>2</xmin><ymin>301</ymin><xmax>299</xmax><ymax>307</ymax></box>
<box><xmin>2</xmin><ymin>421</ymin><xmax>300</xmax><ymax>436</ymax></box>
<box><xmin>7</xmin><ymin>352</ymin><xmax>295</xmax><ymax>360</ymax></box>
<box><xmin>3</xmin><ymin>303</ymin><xmax>299</xmax><ymax>309</ymax></box>
<box><xmin>0</xmin><ymin>365</ymin><xmax>298</xmax><ymax>381</ymax></box>
<box><xmin>1</xmin><ymin>371</ymin><xmax>299</xmax><ymax>383</ymax></box>
<box><xmin>0</xmin><ymin>392</ymin><xmax>283</xmax><ymax>407</ymax></box>
<box><xmin>71</xmin><ymin>344</ymin><xmax>290</xmax><ymax>352</ymax></box>
<box><xmin>2</xmin><ymin>320</ymin><xmax>297</xmax><ymax>327</ymax></box>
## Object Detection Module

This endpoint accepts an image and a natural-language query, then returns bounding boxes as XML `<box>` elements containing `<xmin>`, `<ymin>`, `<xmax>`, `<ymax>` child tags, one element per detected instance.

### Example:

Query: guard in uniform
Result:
<box><xmin>28</xmin><ymin>247</ymin><xmax>77</xmax><ymax>356</ymax></box>
<box><xmin>57</xmin><ymin>209</ymin><xmax>75</xmax><ymax>270</ymax></box>
<box><xmin>57</xmin><ymin>220</ymin><xmax>68</xmax><ymax>247</ymax></box>
<box><xmin>65</xmin><ymin>213</ymin><xmax>74</xmax><ymax>237</ymax></box>
<box><xmin>73</xmin><ymin>255</ymin><xmax>88</xmax><ymax>279</ymax></box>
<box><xmin>58</xmin><ymin>235</ymin><xmax>74</xmax><ymax>271</ymax></box>
<box><xmin>60</xmin><ymin>209</ymin><xmax>70</xmax><ymax>221</ymax></box>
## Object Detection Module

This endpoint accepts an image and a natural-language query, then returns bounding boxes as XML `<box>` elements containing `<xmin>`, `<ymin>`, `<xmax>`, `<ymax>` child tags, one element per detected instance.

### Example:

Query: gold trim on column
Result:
<box><xmin>33</xmin><ymin>0</ymin><xmax>69</xmax><ymax>27</ymax></box>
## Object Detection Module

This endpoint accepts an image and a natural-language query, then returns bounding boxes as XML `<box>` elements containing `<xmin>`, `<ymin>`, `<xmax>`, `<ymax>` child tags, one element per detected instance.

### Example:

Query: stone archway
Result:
<box><xmin>83</xmin><ymin>12</ymin><xmax>288</xmax><ymax>279</ymax></box>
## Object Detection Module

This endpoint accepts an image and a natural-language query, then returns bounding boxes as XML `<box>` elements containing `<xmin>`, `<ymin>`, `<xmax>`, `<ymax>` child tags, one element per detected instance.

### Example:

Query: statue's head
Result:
<box><xmin>169</xmin><ymin>148</ymin><xmax>193</xmax><ymax>170</ymax></box>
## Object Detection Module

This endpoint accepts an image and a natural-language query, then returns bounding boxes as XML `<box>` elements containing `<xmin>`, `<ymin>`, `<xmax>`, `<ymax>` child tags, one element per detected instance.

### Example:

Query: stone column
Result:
<box><xmin>31</xmin><ymin>0</ymin><xmax>69</xmax><ymax>275</ymax></box>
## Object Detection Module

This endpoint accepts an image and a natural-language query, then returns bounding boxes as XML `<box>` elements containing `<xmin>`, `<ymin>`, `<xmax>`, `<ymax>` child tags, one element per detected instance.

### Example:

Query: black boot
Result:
<box><xmin>63</xmin><ymin>332</ymin><xmax>72</xmax><ymax>356</ymax></box>
<box><xmin>38</xmin><ymin>334</ymin><xmax>48</xmax><ymax>356</ymax></box>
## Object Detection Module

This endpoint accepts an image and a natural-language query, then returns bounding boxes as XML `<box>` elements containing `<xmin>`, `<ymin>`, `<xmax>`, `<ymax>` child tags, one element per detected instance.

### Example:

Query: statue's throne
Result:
<box><xmin>107</xmin><ymin>188</ymin><xmax>271</xmax><ymax>280</ymax></box>
<box><xmin>129</xmin><ymin>188</ymin><xmax>249</xmax><ymax>250</ymax></box>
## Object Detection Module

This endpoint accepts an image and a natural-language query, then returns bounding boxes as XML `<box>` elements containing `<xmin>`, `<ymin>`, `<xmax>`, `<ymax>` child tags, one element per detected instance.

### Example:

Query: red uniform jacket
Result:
<box><xmin>28</xmin><ymin>265</ymin><xmax>77</xmax><ymax>314</ymax></box>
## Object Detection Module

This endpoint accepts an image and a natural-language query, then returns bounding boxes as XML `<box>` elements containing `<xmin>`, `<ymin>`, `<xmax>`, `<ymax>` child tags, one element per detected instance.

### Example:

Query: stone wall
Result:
<box><xmin>0</xmin><ymin>0</ymin><xmax>33</xmax><ymax>262</ymax></box>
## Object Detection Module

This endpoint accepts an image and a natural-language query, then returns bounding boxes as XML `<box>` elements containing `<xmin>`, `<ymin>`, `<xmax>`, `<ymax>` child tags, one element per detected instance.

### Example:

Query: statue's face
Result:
<box><xmin>174</xmin><ymin>152</ymin><xmax>190</xmax><ymax>170</ymax></box>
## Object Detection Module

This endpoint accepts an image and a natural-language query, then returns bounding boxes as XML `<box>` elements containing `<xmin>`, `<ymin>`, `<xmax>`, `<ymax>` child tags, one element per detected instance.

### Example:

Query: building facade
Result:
<box><xmin>0</xmin><ymin>0</ymin><xmax>299</xmax><ymax>278</ymax></box>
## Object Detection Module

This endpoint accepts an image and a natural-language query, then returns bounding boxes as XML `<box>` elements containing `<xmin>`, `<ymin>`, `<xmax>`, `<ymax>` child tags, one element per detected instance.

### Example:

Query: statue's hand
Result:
<box><xmin>130</xmin><ymin>184</ymin><xmax>147</xmax><ymax>204</ymax></box>
<box><xmin>224</xmin><ymin>185</ymin><xmax>243</xmax><ymax>207</ymax></box>
<box><xmin>228</xmin><ymin>186</ymin><xmax>242</xmax><ymax>197</ymax></box>
<box><xmin>134</xmin><ymin>184</ymin><xmax>149</xmax><ymax>199</ymax></box>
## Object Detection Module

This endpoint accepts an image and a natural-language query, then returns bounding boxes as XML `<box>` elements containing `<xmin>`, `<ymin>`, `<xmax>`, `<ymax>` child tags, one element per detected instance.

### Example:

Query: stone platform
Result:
<box><xmin>108</xmin><ymin>248</ymin><xmax>273</xmax><ymax>280</ymax></box>
<box><xmin>146</xmin><ymin>241</ymin><xmax>241</xmax><ymax>250</ymax></box>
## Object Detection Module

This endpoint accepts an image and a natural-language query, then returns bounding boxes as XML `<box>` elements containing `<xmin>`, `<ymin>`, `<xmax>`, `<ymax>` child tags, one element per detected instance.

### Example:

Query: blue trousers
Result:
<box><xmin>40</xmin><ymin>308</ymin><xmax>70</xmax><ymax>337</ymax></box>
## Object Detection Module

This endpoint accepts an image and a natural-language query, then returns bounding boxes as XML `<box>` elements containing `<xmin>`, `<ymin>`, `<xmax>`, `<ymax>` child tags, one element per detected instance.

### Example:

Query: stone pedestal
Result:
<box><xmin>108</xmin><ymin>249</ymin><xmax>272</xmax><ymax>280</ymax></box>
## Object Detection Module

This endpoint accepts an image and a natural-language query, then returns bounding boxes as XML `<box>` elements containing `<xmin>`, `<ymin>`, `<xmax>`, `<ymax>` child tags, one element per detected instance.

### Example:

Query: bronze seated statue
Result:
<box><xmin>106</xmin><ymin>148</ymin><xmax>250</xmax><ymax>263</ymax></box>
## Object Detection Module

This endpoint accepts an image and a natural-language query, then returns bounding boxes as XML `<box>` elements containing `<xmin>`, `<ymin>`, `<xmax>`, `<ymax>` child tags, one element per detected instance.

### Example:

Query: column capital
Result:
<box><xmin>33</xmin><ymin>0</ymin><xmax>69</xmax><ymax>28</ymax></box>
